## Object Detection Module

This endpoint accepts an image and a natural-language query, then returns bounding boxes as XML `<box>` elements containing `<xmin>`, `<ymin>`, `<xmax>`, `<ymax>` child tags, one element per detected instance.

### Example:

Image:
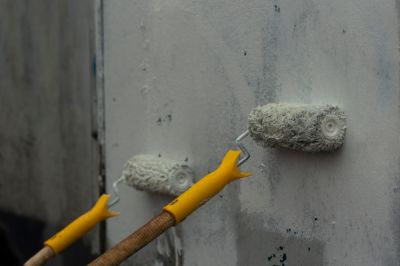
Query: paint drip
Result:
<box><xmin>155</xmin><ymin>227</ymin><xmax>183</xmax><ymax>266</ymax></box>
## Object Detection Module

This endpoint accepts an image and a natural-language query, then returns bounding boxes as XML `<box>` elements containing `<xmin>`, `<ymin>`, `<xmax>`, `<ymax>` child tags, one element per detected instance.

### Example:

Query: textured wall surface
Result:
<box><xmin>0</xmin><ymin>1</ymin><xmax>99</xmax><ymax>265</ymax></box>
<box><xmin>103</xmin><ymin>0</ymin><xmax>400</xmax><ymax>265</ymax></box>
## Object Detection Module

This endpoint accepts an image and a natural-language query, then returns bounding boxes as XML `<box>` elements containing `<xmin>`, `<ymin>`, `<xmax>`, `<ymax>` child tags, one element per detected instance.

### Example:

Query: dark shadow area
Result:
<box><xmin>0</xmin><ymin>209</ymin><xmax>45</xmax><ymax>266</ymax></box>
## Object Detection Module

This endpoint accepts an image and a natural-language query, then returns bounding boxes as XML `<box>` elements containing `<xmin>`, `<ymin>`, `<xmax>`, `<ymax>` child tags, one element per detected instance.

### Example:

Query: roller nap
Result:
<box><xmin>122</xmin><ymin>155</ymin><xmax>194</xmax><ymax>196</ymax></box>
<box><xmin>248</xmin><ymin>103</ymin><xmax>346</xmax><ymax>152</ymax></box>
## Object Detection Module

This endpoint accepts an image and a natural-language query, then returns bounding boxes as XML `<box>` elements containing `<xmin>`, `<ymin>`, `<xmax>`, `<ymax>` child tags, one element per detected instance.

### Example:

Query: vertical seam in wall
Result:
<box><xmin>394</xmin><ymin>1</ymin><xmax>400</xmax><ymax>264</ymax></box>
<box><xmin>94</xmin><ymin>0</ymin><xmax>107</xmax><ymax>253</ymax></box>
<box><xmin>396</xmin><ymin>0</ymin><xmax>400</xmax><ymax>263</ymax></box>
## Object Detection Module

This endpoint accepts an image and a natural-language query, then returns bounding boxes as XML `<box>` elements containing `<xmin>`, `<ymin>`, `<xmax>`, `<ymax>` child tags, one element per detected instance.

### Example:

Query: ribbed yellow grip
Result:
<box><xmin>45</xmin><ymin>194</ymin><xmax>119</xmax><ymax>254</ymax></box>
<box><xmin>163</xmin><ymin>150</ymin><xmax>251</xmax><ymax>223</ymax></box>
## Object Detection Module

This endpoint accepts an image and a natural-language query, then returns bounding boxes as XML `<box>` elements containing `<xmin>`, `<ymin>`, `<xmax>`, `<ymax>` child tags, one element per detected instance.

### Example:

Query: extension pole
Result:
<box><xmin>24</xmin><ymin>246</ymin><xmax>55</xmax><ymax>266</ymax></box>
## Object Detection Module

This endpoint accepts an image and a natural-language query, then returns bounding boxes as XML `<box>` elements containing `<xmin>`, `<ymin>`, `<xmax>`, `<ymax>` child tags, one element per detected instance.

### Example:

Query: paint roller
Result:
<box><xmin>24</xmin><ymin>156</ymin><xmax>194</xmax><ymax>266</ymax></box>
<box><xmin>86</xmin><ymin>103</ymin><xmax>346</xmax><ymax>266</ymax></box>
<box><xmin>248</xmin><ymin>103</ymin><xmax>346</xmax><ymax>152</ymax></box>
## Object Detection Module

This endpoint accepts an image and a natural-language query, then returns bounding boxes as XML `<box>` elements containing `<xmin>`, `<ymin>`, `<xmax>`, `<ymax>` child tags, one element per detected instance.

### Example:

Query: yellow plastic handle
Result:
<box><xmin>163</xmin><ymin>150</ymin><xmax>251</xmax><ymax>223</ymax></box>
<box><xmin>45</xmin><ymin>194</ymin><xmax>119</xmax><ymax>254</ymax></box>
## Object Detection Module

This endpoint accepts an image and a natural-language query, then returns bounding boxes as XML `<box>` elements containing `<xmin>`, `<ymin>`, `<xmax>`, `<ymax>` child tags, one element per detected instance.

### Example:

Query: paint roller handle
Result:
<box><xmin>24</xmin><ymin>194</ymin><xmax>119</xmax><ymax>266</ymax></box>
<box><xmin>88</xmin><ymin>211</ymin><xmax>175</xmax><ymax>266</ymax></box>
<box><xmin>163</xmin><ymin>150</ymin><xmax>251</xmax><ymax>223</ymax></box>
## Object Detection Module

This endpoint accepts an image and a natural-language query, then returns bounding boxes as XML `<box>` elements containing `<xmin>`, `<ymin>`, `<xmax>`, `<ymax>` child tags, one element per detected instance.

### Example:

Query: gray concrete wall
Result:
<box><xmin>0</xmin><ymin>1</ymin><xmax>99</xmax><ymax>265</ymax></box>
<box><xmin>103</xmin><ymin>0</ymin><xmax>400</xmax><ymax>265</ymax></box>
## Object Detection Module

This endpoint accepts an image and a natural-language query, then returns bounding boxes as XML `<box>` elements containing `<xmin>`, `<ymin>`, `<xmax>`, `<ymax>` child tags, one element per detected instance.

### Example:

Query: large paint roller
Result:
<box><xmin>248</xmin><ymin>103</ymin><xmax>346</xmax><ymax>152</ymax></box>
<box><xmin>25</xmin><ymin>103</ymin><xmax>346</xmax><ymax>266</ymax></box>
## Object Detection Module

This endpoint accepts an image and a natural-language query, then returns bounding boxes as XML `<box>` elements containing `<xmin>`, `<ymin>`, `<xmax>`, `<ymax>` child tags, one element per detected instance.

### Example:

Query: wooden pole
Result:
<box><xmin>88</xmin><ymin>211</ymin><xmax>175</xmax><ymax>266</ymax></box>
<box><xmin>24</xmin><ymin>246</ymin><xmax>55</xmax><ymax>266</ymax></box>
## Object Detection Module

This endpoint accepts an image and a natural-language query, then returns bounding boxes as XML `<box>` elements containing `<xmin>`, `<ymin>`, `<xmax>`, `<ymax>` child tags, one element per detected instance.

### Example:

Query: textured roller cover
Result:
<box><xmin>122</xmin><ymin>155</ymin><xmax>194</xmax><ymax>196</ymax></box>
<box><xmin>248</xmin><ymin>103</ymin><xmax>346</xmax><ymax>152</ymax></box>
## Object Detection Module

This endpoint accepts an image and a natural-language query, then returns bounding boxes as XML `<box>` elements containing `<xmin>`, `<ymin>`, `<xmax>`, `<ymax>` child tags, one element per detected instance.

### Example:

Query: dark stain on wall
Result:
<box><xmin>255</xmin><ymin>0</ymin><xmax>281</xmax><ymax>106</ymax></box>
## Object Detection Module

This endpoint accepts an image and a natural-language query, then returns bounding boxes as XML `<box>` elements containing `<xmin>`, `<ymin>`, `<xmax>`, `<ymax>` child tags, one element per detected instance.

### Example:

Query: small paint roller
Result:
<box><xmin>24</xmin><ymin>156</ymin><xmax>194</xmax><ymax>266</ymax></box>
<box><xmin>109</xmin><ymin>154</ymin><xmax>195</xmax><ymax>206</ymax></box>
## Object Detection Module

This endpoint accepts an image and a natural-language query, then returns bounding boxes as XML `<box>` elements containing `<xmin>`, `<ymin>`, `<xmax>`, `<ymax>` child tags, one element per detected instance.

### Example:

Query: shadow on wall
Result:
<box><xmin>0</xmin><ymin>210</ymin><xmax>96</xmax><ymax>266</ymax></box>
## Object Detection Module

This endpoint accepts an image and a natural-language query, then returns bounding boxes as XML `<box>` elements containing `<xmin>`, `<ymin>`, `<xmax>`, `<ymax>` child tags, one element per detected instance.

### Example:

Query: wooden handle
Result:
<box><xmin>88</xmin><ymin>211</ymin><xmax>175</xmax><ymax>266</ymax></box>
<box><xmin>24</xmin><ymin>246</ymin><xmax>55</xmax><ymax>266</ymax></box>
